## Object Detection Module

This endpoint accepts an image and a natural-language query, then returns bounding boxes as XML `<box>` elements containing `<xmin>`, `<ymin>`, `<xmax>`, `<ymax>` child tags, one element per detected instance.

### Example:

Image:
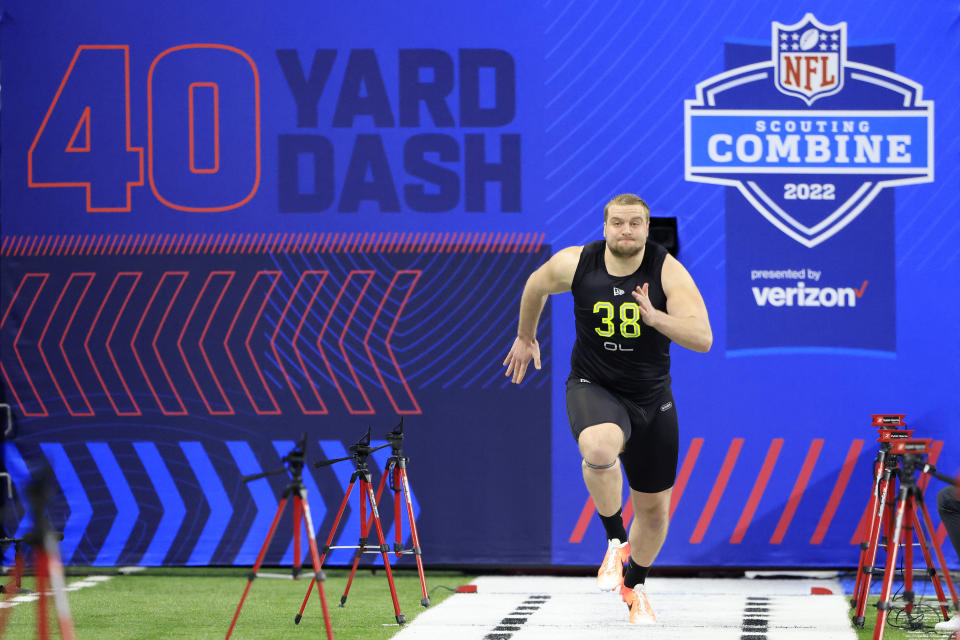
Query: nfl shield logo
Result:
<box><xmin>685</xmin><ymin>12</ymin><xmax>933</xmax><ymax>247</ymax></box>
<box><xmin>773</xmin><ymin>13</ymin><xmax>846</xmax><ymax>105</ymax></box>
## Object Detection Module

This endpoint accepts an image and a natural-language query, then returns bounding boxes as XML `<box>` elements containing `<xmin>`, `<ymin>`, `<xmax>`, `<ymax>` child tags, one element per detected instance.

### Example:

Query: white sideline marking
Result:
<box><xmin>0</xmin><ymin>575</ymin><xmax>111</xmax><ymax>608</ymax></box>
<box><xmin>392</xmin><ymin>576</ymin><xmax>857</xmax><ymax>639</ymax></box>
<box><xmin>118</xmin><ymin>566</ymin><xmax>146</xmax><ymax>575</ymax></box>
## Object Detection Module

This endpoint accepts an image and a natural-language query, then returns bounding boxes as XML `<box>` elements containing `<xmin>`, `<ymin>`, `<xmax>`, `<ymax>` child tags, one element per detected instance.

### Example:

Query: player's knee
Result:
<box><xmin>634</xmin><ymin>497</ymin><xmax>671</xmax><ymax>527</ymax></box>
<box><xmin>577</xmin><ymin>423</ymin><xmax>623</xmax><ymax>465</ymax></box>
<box><xmin>579</xmin><ymin>442</ymin><xmax>619</xmax><ymax>470</ymax></box>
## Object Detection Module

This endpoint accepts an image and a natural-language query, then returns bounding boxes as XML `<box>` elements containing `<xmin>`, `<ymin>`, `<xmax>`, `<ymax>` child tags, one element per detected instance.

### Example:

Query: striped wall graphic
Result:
<box><xmin>0</xmin><ymin>232</ymin><xmax>547</xmax><ymax>257</ymax></box>
<box><xmin>567</xmin><ymin>437</ymin><xmax>949</xmax><ymax>548</ymax></box>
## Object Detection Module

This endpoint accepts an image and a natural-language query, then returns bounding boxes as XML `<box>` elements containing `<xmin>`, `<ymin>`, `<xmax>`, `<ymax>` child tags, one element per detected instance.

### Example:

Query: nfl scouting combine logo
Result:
<box><xmin>684</xmin><ymin>14</ymin><xmax>933</xmax><ymax>248</ymax></box>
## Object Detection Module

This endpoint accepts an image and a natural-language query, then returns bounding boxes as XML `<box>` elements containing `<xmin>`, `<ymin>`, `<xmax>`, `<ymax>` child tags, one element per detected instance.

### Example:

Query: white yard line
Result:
<box><xmin>393</xmin><ymin>576</ymin><xmax>857</xmax><ymax>640</ymax></box>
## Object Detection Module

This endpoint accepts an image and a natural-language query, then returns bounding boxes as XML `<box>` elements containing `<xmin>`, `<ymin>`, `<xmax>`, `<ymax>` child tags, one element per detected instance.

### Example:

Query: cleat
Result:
<box><xmin>620</xmin><ymin>583</ymin><xmax>657</xmax><ymax>625</ymax></box>
<box><xmin>935</xmin><ymin>616</ymin><xmax>960</xmax><ymax>632</ymax></box>
<box><xmin>596</xmin><ymin>539</ymin><xmax>630</xmax><ymax>591</ymax></box>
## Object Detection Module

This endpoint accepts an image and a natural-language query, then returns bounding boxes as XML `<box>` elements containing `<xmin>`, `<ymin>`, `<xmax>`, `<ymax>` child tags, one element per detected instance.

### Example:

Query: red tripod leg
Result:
<box><xmin>856</xmin><ymin>472</ymin><xmax>889</xmax><ymax>613</ymax></box>
<box><xmin>300</xmin><ymin>493</ymin><xmax>334</xmax><ymax>640</ymax></box>
<box><xmin>44</xmin><ymin>532</ymin><xmax>76</xmax><ymax>640</ymax></box>
<box><xmin>873</xmin><ymin>488</ymin><xmax>909</xmax><ymax>640</ymax></box>
<box><xmin>12</xmin><ymin>544</ymin><xmax>25</xmax><ymax>593</ymax></box>
<box><xmin>297</xmin><ymin>477</ymin><xmax>356</xmax><ymax>623</ymax></box>
<box><xmin>225</xmin><ymin>496</ymin><xmax>289</xmax><ymax>639</ymax></box>
<box><xmin>855</xmin><ymin>470</ymin><xmax>894</xmax><ymax>624</ymax></box>
<box><xmin>340</xmin><ymin>477</ymin><xmax>369</xmax><ymax>606</ymax></box>
<box><xmin>903</xmin><ymin>497</ymin><xmax>915</xmax><ymax>615</ymax></box>
<box><xmin>341</xmin><ymin>483</ymin><xmax>373</xmax><ymax>606</ymax></box>
<box><xmin>393</xmin><ymin>466</ymin><xmax>402</xmax><ymax>558</ymax></box>
<box><xmin>374</xmin><ymin>461</ymin><xmax>389</xmax><ymax>505</ymax></box>
<box><xmin>399</xmin><ymin>467</ymin><xmax>429</xmax><ymax>606</ymax></box>
<box><xmin>35</xmin><ymin>546</ymin><xmax>49</xmax><ymax>640</ymax></box>
<box><xmin>0</xmin><ymin>546</ymin><xmax>28</xmax><ymax>635</ymax></box>
<box><xmin>854</xmin><ymin>454</ymin><xmax>886</xmax><ymax>608</ymax></box>
<box><xmin>293</xmin><ymin>496</ymin><xmax>303</xmax><ymax>578</ymax></box>
<box><xmin>366</xmin><ymin>479</ymin><xmax>405</xmax><ymax>625</ymax></box>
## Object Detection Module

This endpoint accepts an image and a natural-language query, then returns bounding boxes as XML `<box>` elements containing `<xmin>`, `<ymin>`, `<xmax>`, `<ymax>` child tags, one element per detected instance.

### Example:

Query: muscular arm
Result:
<box><xmin>504</xmin><ymin>246</ymin><xmax>581</xmax><ymax>382</ymax></box>
<box><xmin>632</xmin><ymin>254</ymin><xmax>712</xmax><ymax>353</ymax></box>
<box><xmin>517</xmin><ymin>246</ymin><xmax>581</xmax><ymax>340</ymax></box>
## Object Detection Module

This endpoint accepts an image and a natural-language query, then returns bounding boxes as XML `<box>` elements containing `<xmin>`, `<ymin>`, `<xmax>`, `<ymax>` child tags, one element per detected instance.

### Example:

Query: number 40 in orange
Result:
<box><xmin>28</xmin><ymin>44</ymin><xmax>261</xmax><ymax>213</ymax></box>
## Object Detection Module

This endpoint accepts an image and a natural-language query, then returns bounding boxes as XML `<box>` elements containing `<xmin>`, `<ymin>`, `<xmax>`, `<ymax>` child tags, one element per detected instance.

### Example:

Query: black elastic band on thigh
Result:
<box><xmin>584</xmin><ymin>458</ymin><xmax>617</xmax><ymax>470</ymax></box>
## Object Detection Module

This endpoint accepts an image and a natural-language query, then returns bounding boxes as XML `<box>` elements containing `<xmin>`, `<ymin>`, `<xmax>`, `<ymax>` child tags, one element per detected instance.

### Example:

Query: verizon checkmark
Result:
<box><xmin>855</xmin><ymin>280</ymin><xmax>869</xmax><ymax>298</ymax></box>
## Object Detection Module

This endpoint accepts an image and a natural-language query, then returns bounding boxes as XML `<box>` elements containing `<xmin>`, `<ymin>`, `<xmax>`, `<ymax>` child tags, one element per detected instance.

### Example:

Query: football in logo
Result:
<box><xmin>799</xmin><ymin>28</ymin><xmax>819</xmax><ymax>51</ymax></box>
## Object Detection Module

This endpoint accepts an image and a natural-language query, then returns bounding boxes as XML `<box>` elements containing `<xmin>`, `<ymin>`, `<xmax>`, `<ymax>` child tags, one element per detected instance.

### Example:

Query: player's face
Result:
<box><xmin>603</xmin><ymin>205</ymin><xmax>649</xmax><ymax>258</ymax></box>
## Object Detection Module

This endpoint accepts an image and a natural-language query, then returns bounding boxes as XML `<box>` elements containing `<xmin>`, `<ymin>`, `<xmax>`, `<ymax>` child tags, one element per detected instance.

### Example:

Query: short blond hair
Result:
<box><xmin>603</xmin><ymin>193</ymin><xmax>650</xmax><ymax>221</ymax></box>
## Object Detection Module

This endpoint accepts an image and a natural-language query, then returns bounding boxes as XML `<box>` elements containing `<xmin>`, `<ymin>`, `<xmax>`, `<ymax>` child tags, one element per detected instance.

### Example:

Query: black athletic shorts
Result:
<box><xmin>565</xmin><ymin>376</ymin><xmax>679</xmax><ymax>493</ymax></box>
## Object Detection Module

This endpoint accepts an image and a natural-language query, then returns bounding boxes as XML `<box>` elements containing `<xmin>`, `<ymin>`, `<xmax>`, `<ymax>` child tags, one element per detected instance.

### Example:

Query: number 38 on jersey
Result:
<box><xmin>593</xmin><ymin>301</ymin><xmax>642</xmax><ymax>339</ymax></box>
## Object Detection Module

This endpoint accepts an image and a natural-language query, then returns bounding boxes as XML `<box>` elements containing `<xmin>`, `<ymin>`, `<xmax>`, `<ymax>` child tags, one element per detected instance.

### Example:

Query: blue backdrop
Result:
<box><xmin>2</xmin><ymin>0</ymin><xmax>957</xmax><ymax>568</ymax></box>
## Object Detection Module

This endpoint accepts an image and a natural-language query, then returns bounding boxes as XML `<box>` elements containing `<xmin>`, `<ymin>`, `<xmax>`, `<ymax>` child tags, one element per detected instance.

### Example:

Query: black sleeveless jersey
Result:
<box><xmin>569</xmin><ymin>239</ymin><xmax>671</xmax><ymax>401</ymax></box>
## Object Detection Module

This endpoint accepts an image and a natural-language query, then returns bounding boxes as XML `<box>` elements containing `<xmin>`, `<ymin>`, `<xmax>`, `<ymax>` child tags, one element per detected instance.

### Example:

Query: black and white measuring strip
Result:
<box><xmin>483</xmin><ymin>594</ymin><xmax>551</xmax><ymax>639</ymax></box>
<box><xmin>741</xmin><ymin>595</ymin><xmax>771</xmax><ymax>640</ymax></box>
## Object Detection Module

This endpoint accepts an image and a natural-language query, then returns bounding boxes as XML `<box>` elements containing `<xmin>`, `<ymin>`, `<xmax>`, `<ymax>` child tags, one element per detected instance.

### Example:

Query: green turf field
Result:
<box><xmin>4</xmin><ymin>567</ymin><xmax>957</xmax><ymax>639</ymax></box>
<box><xmin>0</xmin><ymin>567</ymin><xmax>475</xmax><ymax>640</ymax></box>
<box><xmin>850</xmin><ymin>594</ymin><xmax>957</xmax><ymax>640</ymax></box>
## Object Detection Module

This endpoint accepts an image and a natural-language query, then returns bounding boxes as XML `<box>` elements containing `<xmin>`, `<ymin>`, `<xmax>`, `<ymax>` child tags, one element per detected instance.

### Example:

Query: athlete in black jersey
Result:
<box><xmin>503</xmin><ymin>194</ymin><xmax>711</xmax><ymax>625</ymax></box>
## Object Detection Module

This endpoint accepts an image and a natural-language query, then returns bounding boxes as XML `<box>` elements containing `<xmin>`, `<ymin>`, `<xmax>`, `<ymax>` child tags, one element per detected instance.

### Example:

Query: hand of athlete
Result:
<box><xmin>503</xmin><ymin>336</ymin><xmax>541</xmax><ymax>384</ymax></box>
<box><xmin>632</xmin><ymin>283</ymin><xmax>659</xmax><ymax>326</ymax></box>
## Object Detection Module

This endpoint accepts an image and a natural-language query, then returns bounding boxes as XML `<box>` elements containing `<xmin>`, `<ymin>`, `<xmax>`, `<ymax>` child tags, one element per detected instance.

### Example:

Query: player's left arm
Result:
<box><xmin>632</xmin><ymin>254</ymin><xmax>713</xmax><ymax>353</ymax></box>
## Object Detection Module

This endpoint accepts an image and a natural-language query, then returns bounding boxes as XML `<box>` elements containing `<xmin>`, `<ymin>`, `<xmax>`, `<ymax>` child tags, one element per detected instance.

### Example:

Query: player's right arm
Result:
<box><xmin>503</xmin><ymin>246</ymin><xmax>582</xmax><ymax>383</ymax></box>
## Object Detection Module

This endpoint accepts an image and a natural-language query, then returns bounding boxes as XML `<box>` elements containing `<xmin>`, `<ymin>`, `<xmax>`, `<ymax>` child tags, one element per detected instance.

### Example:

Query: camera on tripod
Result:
<box><xmin>227</xmin><ymin>431</ymin><xmax>335</xmax><ymax>640</ymax></box>
<box><xmin>344</xmin><ymin>428</ymin><xmax>379</xmax><ymax>461</ymax></box>
<box><xmin>852</xmin><ymin>413</ymin><xmax>960</xmax><ymax>639</ymax></box>
<box><xmin>280</xmin><ymin>433</ymin><xmax>308</xmax><ymax>471</ymax></box>
<box><xmin>874</xmin><ymin>414</ymin><xmax>913</xmax><ymax>444</ymax></box>
<box><xmin>888</xmin><ymin>438</ymin><xmax>932</xmax><ymax>456</ymax></box>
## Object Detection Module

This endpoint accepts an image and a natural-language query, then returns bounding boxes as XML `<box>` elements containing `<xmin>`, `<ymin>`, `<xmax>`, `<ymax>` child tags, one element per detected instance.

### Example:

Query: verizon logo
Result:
<box><xmin>752</xmin><ymin>280</ymin><xmax>868</xmax><ymax>307</ymax></box>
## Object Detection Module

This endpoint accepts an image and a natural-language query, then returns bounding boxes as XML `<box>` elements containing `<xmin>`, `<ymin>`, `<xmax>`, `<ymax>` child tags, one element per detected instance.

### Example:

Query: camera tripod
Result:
<box><xmin>342</xmin><ymin>420</ymin><xmax>429</xmax><ymax>609</ymax></box>
<box><xmin>851</xmin><ymin>434</ymin><xmax>901</xmax><ymax>622</ymax></box>
<box><xmin>0</xmin><ymin>473</ymin><xmax>75</xmax><ymax>640</ymax></box>
<box><xmin>295</xmin><ymin>426</ymin><xmax>414</xmax><ymax>627</ymax></box>
<box><xmin>851</xmin><ymin>434</ymin><xmax>958</xmax><ymax>640</ymax></box>
<box><xmin>225</xmin><ymin>435</ymin><xmax>333</xmax><ymax>640</ymax></box>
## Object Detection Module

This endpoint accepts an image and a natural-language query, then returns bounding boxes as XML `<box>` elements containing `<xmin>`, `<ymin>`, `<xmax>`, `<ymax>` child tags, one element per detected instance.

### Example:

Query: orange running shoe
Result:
<box><xmin>620</xmin><ymin>583</ymin><xmax>657</xmax><ymax>624</ymax></box>
<box><xmin>596</xmin><ymin>539</ymin><xmax>629</xmax><ymax>591</ymax></box>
